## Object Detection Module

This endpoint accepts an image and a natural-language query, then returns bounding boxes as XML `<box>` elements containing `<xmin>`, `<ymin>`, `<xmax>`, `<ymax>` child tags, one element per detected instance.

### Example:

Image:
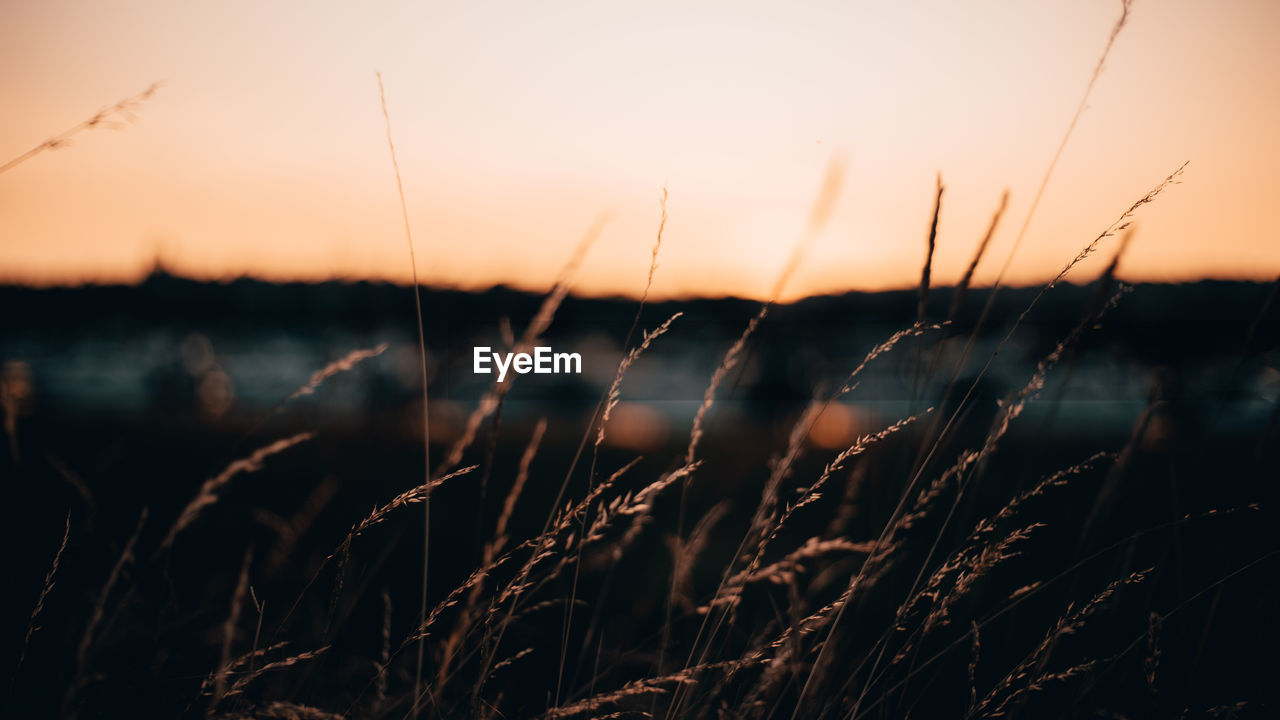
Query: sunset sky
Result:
<box><xmin>2</xmin><ymin>0</ymin><xmax>1277</xmax><ymax>300</ymax></box>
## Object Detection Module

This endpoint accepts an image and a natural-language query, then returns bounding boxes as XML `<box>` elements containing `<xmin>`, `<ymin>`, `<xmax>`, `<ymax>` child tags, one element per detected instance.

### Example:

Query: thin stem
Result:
<box><xmin>377</xmin><ymin>71</ymin><xmax>433</xmax><ymax>720</ymax></box>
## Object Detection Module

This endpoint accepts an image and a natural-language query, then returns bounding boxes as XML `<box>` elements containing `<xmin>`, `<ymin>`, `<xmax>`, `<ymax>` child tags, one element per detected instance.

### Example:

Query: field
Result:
<box><xmin>3</xmin><ymin>4</ymin><xmax>1279</xmax><ymax>716</ymax></box>
<box><xmin>2</xmin><ymin>270</ymin><xmax>1277</xmax><ymax>719</ymax></box>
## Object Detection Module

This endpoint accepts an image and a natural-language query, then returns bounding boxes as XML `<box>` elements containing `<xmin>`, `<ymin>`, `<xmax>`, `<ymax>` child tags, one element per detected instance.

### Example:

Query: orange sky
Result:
<box><xmin>1</xmin><ymin>0</ymin><xmax>1278</xmax><ymax>300</ymax></box>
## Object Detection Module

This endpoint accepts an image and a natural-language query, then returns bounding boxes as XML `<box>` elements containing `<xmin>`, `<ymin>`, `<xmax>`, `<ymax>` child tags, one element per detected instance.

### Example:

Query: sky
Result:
<box><xmin>1</xmin><ymin>0</ymin><xmax>1278</xmax><ymax>300</ymax></box>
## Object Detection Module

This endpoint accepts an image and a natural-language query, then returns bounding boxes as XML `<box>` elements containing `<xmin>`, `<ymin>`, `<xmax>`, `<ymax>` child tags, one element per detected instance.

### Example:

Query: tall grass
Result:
<box><xmin>11</xmin><ymin>159</ymin><xmax>1274</xmax><ymax>720</ymax></box>
<box><xmin>12</xmin><ymin>511</ymin><xmax>70</xmax><ymax>692</ymax></box>
<box><xmin>375</xmin><ymin>72</ymin><xmax>435</xmax><ymax>719</ymax></box>
<box><xmin>0</xmin><ymin>83</ymin><xmax>161</xmax><ymax>176</ymax></box>
<box><xmin>8</xmin><ymin>3</ymin><xmax>1278</xmax><ymax>718</ymax></box>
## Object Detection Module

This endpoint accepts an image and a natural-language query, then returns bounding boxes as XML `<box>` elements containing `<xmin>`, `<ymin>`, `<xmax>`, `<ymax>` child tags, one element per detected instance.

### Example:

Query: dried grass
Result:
<box><xmin>598</xmin><ymin>313</ymin><xmax>682</xmax><ymax>449</ymax></box>
<box><xmin>918</xmin><ymin>174</ymin><xmax>944</xmax><ymax>323</ymax></box>
<box><xmin>376</xmin><ymin>74</ymin><xmax>434</xmax><ymax>718</ymax></box>
<box><xmin>285</xmin><ymin>344</ymin><xmax>388</xmax><ymax>403</ymax></box>
<box><xmin>685</xmin><ymin>306</ymin><xmax>766</xmax><ymax>466</ymax></box>
<box><xmin>76</xmin><ymin>507</ymin><xmax>148</xmax><ymax>670</ymax></box>
<box><xmin>35</xmin><ymin>8</ymin><xmax>1265</xmax><ymax>714</ymax></box>
<box><xmin>212</xmin><ymin>549</ymin><xmax>255</xmax><ymax>710</ymax></box>
<box><xmin>343</xmin><ymin>464</ymin><xmax>478</xmax><ymax>544</ymax></box>
<box><xmin>15</xmin><ymin>511</ymin><xmax>70</xmax><ymax>680</ymax></box>
<box><xmin>0</xmin><ymin>83</ymin><xmax>161</xmax><ymax>175</ymax></box>
<box><xmin>162</xmin><ymin>433</ymin><xmax>314</xmax><ymax>550</ymax></box>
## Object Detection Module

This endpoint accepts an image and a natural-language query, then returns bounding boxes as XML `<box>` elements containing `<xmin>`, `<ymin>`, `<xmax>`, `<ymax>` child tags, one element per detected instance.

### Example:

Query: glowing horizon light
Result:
<box><xmin>2</xmin><ymin>0</ymin><xmax>1278</xmax><ymax>300</ymax></box>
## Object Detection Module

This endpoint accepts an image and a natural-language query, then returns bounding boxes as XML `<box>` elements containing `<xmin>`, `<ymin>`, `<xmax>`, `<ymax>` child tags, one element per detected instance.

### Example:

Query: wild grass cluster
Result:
<box><xmin>4</xmin><ymin>2</ymin><xmax>1279</xmax><ymax>716</ymax></box>
<box><xmin>4</xmin><ymin>161</ymin><xmax>1277</xmax><ymax>718</ymax></box>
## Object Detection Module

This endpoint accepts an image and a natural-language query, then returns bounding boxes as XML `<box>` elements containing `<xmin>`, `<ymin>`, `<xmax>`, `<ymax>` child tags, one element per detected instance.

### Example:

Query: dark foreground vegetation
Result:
<box><xmin>2</xmin><ymin>271</ymin><xmax>1278</xmax><ymax>719</ymax></box>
